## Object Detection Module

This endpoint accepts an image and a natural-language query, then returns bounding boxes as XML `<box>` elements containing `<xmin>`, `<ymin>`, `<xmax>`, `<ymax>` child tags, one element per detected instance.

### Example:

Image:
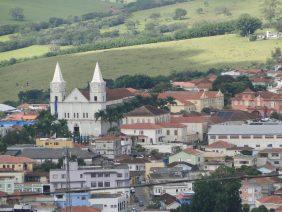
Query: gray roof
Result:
<box><xmin>208</xmin><ymin>124</ymin><xmax>282</xmax><ymax>135</ymax></box>
<box><xmin>0</xmin><ymin>104</ymin><xmax>16</xmax><ymax>112</ymax></box>
<box><xmin>19</xmin><ymin>148</ymin><xmax>96</xmax><ymax>159</ymax></box>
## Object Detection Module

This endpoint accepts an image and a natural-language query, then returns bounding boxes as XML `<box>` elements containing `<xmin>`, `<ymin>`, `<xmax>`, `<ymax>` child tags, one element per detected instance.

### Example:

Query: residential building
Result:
<box><xmin>153</xmin><ymin>183</ymin><xmax>193</xmax><ymax>196</ymax></box>
<box><xmin>255</xmin><ymin>195</ymin><xmax>282</xmax><ymax>210</ymax></box>
<box><xmin>36</xmin><ymin>138</ymin><xmax>74</xmax><ymax>148</ymax></box>
<box><xmin>49</xmin><ymin>161</ymin><xmax>130</xmax><ymax>194</ymax></box>
<box><xmin>0</xmin><ymin>155</ymin><xmax>34</xmax><ymax>172</ymax></box>
<box><xmin>158</xmin><ymin>122</ymin><xmax>187</xmax><ymax>142</ymax></box>
<box><xmin>122</xmin><ymin>105</ymin><xmax>170</xmax><ymax>125</ymax></box>
<box><xmin>61</xmin><ymin>206</ymin><xmax>101</xmax><ymax>212</ymax></box>
<box><xmin>0</xmin><ymin>177</ymin><xmax>14</xmax><ymax>194</ymax></box>
<box><xmin>202</xmin><ymin>161</ymin><xmax>232</xmax><ymax>172</ymax></box>
<box><xmin>169</xmin><ymin>148</ymin><xmax>204</xmax><ymax>165</ymax></box>
<box><xmin>234</xmin><ymin>155</ymin><xmax>256</xmax><ymax>168</ymax></box>
<box><xmin>0</xmin><ymin>169</ymin><xmax>25</xmax><ymax>183</ymax></box>
<box><xmin>231</xmin><ymin>89</ymin><xmax>282</xmax><ymax>116</ymax></box>
<box><xmin>89</xmin><ymin>193</ymin><xmax>127</xmax><ymax>212</ymax></box>
<box><xmin>257</xmin><ymin>148</ymin><xmax>282</xmax><ymax>168</ymax></box>
<box><xmin>171</xmin><ymin>115</ymin><xmax>209</xmax><ymax>142</ymax></box>
<box><xmin>159</xmin><ymin>193</ymin><xmax>181</xmax><ymax>210</ymax></box>
<box><xmin>158</xmin><ymin>90</ymin><xmax>224</xmax><ymax>113</ymax></box>
<box><xmin>208</xmin><ymin>123</ymin><xmax>282</xmax><ymax>150</ymax></box>
<box><xmin>91</xmin><ymin>136</ymin><xmax>122</xmax><ymax>159</ymax></box>
<box><xmin>205</xmin><ymin>140</ymin><xmax>235</xmax><ymax>155</ymax></box>
<box><xmin>50</xmin><ymin>62</ymin><xmax>133</xmax><ymax>137</ymax></box>
<box><xmin>54</xmin><ymin>192</ymin><xmax>90</xmax><ymax>208</ymax></box>
<box><xmin>251</xmin><ymin>77</ymin><xmax>274</xmax><ymax>88</ymax></box>
<box><xmin>145</xmin><ymin>161</ymin><xmax>165</xmax><ymax>180</ymax></box>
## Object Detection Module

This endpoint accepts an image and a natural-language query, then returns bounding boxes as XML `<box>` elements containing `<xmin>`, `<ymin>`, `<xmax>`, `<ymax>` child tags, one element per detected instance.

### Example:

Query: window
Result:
<box><xmin>117</xmin><ymin>173</ymin><xmax>122</xmax><ymax>177</ymax></box>
<box><xmin>230</xmin><ymin>135</ymin><xmax>239</xmax><ymax>139</ymax></box>
<box><xmin>274</xmin><ymin>161</ymin><xmax>280</xmax><ymax>164</ymax></box>
<box><xmin>81</xmin><ymin>196</ymin><xmax>86</xmax><ymax>200</ymax></box>
<box><xmin>91</xmin><ymin>173</ymin><xmax>96</xmax><ymax>178</ymax></box>
<box><xmin>174</xmin><ymin>130</ymin><xmax>178</xmax><ymax>136</ymax></box>
<box><xmin>53</xmin><ymin>174</ymin><xmax>58</xmax><ymax>179</ymax></box>
<box><xmin>277</xmin><ymin>135</ymin><xmax>282</xmax><ymax>138</ymax></box>
<box><xmin>210</xmin><ymin>135</ymin><xmax>216</xmax><ymax>139</ymax></box>
<box><xmin>218</xmin><ymin>135</ymin><xmax>228</xmax><ymax>139</ymax></box>
<box><xmin>61</xmin><ymin>174</ymin><xmax>66</xmax><ymax>179</ymax></box>
<box><xmin>94</xmin><ymin>96</ymin><xmax>97</xmax><ymax>101</ymax></box>
<box><xmin>265</xmin><ymin>135</ymin><xmax>274</xmax><ymax>139</ymax></box>
<box><xmin>91</xmin><ymin>182</ymin><xmax>97</xmax><ymax>187</ymax></box>
<box><xmin>83</xmin><ymin>113</ymin><xmax>85</xmax><ymax>118</ymax></box>
<box><xmin>104</xmin><ymin>173</ymin><xmax>110</xmax><ymax>177</ymax></box>
<box><xmin>98</xmin><ymin>182</ymin><xmax>103</xmax><ymax>187</ymax></box>
<box><xmin>77</xmin><ymin>113</ymin><xmax>79</xmax><ymax>118</ymax></box>
<box><xmin>67</xmin><ymin>113</ymin><xmax>70</xmax><ymax>118</ymax></box>
<box><xmin>104</xmin><ymin>182</ymin><xmax>110</xmax><ymax>187</ymax></box>
<box><xmin>86</xmin><ymin>113</ymin><xmax>88</xmax><ymax>118</ymax></box>
<box><xmin>271</xmin><ymin>153</ymin><xmax>279</xmax><ymax>157</ymax></box>
<box><xmin>98</xmin><ymin>173</ymin><xmax>103</xmax><ymax>177</ymax></box>
<box><xmin>73</xmin><ymin>113</ymin><xmax>76</xmax><ymax>118</ymax></box>
<box><xmin>267</xmin><ymin>144</ymin><xmax>273</xmax><ymax>147</ymax></box>
<box><xmin>64</xmin><ymin>113</ymin><xmax>66</xmax><ymax>118</ymax></box>
<box><xmin>241</xmin><ymin>135</ymin><xmax>251</xmax><ymax>139</ymax></box>
<box><xmin>167</xmin><ymin>130</ymin><xmax>170</xmax><ymax>135</ymax></box>
<box><xmin>256</xmin><ymin>144</ymin><xmax>260</xmax><ymax>148</ymax></box>
<box><xmin>80</xmin><ymin>174</ymin><xmax>83</xmax><ymax>178</ymax></box>
<box><xmin>253</xmin><ymin>135</ymin><xmax>262</xmax><ymax>139</ymax></box>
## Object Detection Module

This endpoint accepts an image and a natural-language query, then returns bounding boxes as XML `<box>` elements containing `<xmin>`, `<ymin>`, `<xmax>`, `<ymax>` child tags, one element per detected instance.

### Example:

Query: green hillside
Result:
<box><xmin>0</xmin><ymin>34</ymin><xmax>280</xmax><ymax>102</ymax></box>
<box><xmin>0</xmin><ymin>0</ymin><xmax>119</xmax><ymax>25</ymax></box>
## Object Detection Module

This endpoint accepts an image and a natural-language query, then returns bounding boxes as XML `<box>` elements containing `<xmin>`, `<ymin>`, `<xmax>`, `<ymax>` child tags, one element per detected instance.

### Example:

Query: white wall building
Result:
<box><xmin>153</xmin><ymin>182</ymin><xmax>193</xmax><ymax>196</ymax></box>
<box><xmin>89</xmin><ymin>193</ymin><xmax>127</xmax><ymax>212</ymax></box>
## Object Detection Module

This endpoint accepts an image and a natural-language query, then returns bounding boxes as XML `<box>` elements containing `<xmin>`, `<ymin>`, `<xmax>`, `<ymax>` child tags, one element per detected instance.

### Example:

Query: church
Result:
<box><xmin>50</xmin><ymin>62</ymin><xmax>134</xmax><ymax>137</ymax></box>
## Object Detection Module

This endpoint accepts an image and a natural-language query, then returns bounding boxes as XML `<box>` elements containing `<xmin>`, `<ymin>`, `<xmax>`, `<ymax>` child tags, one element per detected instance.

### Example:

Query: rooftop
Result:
<box><xmin>183</xmin><ymin>148</ymin><xmax>203</xmax><ymax>156</ymax></box>
<box><xmin>125</xmin><ymin>105</ymin><xmax>168</xmax><ymax>117</ymax></box>
<box><xmin>207</xmin><ymin>140</ymin><xmax>235</xmax><ymax>149</ymax></box>
<box><xmin>257</xmin><ymin>195</ymin><xmax>282</xmax><ymax>204</ymax></box>
<box><xmin>0</xmin><ymin>155</ymin><xmax>34</xmax><ymax>164</ymax></box>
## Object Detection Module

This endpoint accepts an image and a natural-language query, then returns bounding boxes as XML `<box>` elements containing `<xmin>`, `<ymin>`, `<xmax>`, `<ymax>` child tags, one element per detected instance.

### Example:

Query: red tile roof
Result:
<box><xmin>62</xmin><ymin>206</ymin><xmax>101</xmax><ymax>212</ymax></box>
<box><xmin>183</xmin><ymin>148</ymin><xmax>203</xmax><ymax>156</ymax></box>
<box><xmin>208</xmin><ymin>140</ymin><xmax>235</xmax><ymax>149</ymax></box>
<box><xmin>121</xmin><ymin>123</ymin><xmax>162</xmax><ymax>130</ymax></box>
<box><xmin>171</xmin><ymin>115</ymin><xmax>209</xmax><ymax>123</ymax></box>
<box><xmin>257</xmin><ymin>195</ymin><xmax>282</xmax><ymax>204</ymax></box>
<box><xmin>126</xmin><ymin>105</ymin><xmax>168</xmax><ymax>116</ymax></box>
<box><xmin>79</xmin><ymin>88</ymin><xmax>134</xmax><ymax>101</ymax></box>
<box><xmin>0</xmin><ymin>155</ymin><xmax>34</xmax><ymax>164</ymax></box>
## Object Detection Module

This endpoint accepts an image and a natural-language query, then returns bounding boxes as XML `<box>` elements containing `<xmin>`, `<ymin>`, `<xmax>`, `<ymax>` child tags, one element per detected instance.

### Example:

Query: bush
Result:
<box><xmin>249</xmin><ymin>34</ymin><xmax>257</xmax><ymax>41</ymax></box>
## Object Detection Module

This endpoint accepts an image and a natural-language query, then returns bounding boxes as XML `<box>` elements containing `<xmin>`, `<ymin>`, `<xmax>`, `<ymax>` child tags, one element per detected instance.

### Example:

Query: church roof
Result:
<box><xmin>126</xmin><ymin>105</ymin><xmax>169</xmax><ymax>117</ymax></box>
<box><xmin>79</xmin><ymin>88</ymin><xmax>134</xmax><ymax>102</ymax></box>
<box><xmin>91</xmin><ymin>62</ymin><xmax>104</xmax><ymax>83</ymax></box>
<box><xmin>52</xmin><ymin>62</ymin><xmax>65</xmax><ymax>83</ymax></box>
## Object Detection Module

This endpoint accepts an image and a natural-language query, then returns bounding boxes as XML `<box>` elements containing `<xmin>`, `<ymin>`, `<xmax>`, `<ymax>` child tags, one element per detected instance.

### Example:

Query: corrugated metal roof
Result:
<box><xmin>208</xmin><ymin>124</ymin><xmax>282</xmax><ymax>135</ymax></box>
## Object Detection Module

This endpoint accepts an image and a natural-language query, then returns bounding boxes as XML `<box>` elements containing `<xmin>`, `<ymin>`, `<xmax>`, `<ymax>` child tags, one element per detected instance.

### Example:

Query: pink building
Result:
<box><xmin>231</xmin><ymin>89</ymin><xmax>282</xmax><ymax>116</ymax></box>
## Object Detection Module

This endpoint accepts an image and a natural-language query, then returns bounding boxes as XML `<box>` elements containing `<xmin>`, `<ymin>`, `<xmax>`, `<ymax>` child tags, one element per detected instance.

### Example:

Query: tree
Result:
<box><xmin>262</xmin><ymin>0</ymin><xmax>281</xmax><ymax>23</ymax></box>
<box><xmin>149</xmin><ymin>13</ymin><xmax>161</xmax><ymax>20</ymax></box>
<box><xmin>275</xmin><ymin>18</ymin><xmax>282</xmax><ymax>32</ymax></box>
<box><xmin>236</xmin><ymin>14</ymin><xmax>262</xmax><ymax>36</ymax></box>
<box><xmin>191</xmin><ymin>166</ymin><xmax>242</xmax><ymax>212</ymax></box>
<box><xmin>196</xmin><ymin>8</ymin><xmax>204</xmax><ymax>14</ymax></box>
<box><xmin>173</xmin><ymin>8</ymin><xmax>187</xmax><ymax>20</ymax></box>
<box><xmin>251</xmin><ymin>205</ymin><xmax>269</xmax><ymax>212</ymax></box>
<box><xmin>9</xmin><ymin>7</ymin><xmax>25</xmax><ymax>21</ymax></box>
<box><xmin>271</xmin><ymin>47</ymin><xmax>282</xmax><ymax>64</ymax></box>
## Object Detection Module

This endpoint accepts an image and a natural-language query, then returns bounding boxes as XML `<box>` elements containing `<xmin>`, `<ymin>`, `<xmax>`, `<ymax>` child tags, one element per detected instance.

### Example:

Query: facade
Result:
<box><xmin>0</xmin><ymin>177</ymin><xmax>14</xmax><ymax>194</ymax></box>
<box><xmin>50</xmin><ymin>62</ymin><xmax>133</xmax><ymax>137</ymax></box>
<box><xmin>36</xmin><ymin>138</ymin><xmax>74</xmax><ymax>148</ymax></box>
<box><xmin>205</xmin><ymin>140</ymin><xmax>235</xmax><ymax>155</ymax></box>
<box><xmin>208</xmin><ymin>124</ymin><xmax>282</xmax><ymax>150</ymax></box>
<box><xmin>0</xmin><ymin>155</ymin><xmax>34</xmax><ymax>172</ymax></box>
<box><xmin>231</xmin><ymin>89</ymin><xmax>282</xmax><ymax>115</ymax></box>
<box><xmin>49</xmin><ymin>161</ymin><xmax>130</xmax><ymax>193</ymax></box>
<box><xmin>158</xmin><ymin>90</ymin><xmax>224</xmax><ymax>113</ymax></box>
<box><xmin>169</xmin><ymin>148</ymin><xmax>204</xmax><ymax>165</ymax></box>
<box><xmin>234</xmin><ymin>155</ymin><xmax>256</xmax><ymax>168</ymax></box>
<box><xmin>89</xmin><ymin>193</ymin><xmax>127</xmax><ymax>212</ymax></box>
<box><xmin>91</xmin><ymin>136</ymin><xmax>122</xmax><ymax>159</ymax></box>
<box><xmin>54</xmin><ymin>192</ymin><xmax>90</xmax><ymax>208</ymax></box>
<box><xmin>0</xmin><ymin>170</ymin><xmax>25</xmax><ymax>183</ymax></box>
<box><xmin>153</xmin><ymin>182</ymin><xmax>193</xmax><ymax>196</ymax></box>
<box><xmin>257</xmin><ymin>148</ymin><xmax>282</xmax><ymax>168</ymax></box>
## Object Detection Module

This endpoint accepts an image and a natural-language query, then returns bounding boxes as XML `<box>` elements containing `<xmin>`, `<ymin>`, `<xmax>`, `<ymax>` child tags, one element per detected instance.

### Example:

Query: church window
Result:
<box><xmin>67</xmin><ymin>113</ymin><xmax>70</xmax><ymax>118</ymax></box>
<box><xmin>94</xmin><ymin>96</ymin><xmax>98</xmax><ymax>101</ymax></box>
<box><xmin>77</xmin><ymin>113</ymin><xmax>79</xmax><ymax>118</ymax></box>
<box><xmin>83</xmin><ymin>113</ymin><xmax>85</xmax><ymax>118</ymax></box>
<box><xmin>73</xmin><ymin>113</ymin><xmax>76</xmax><ymax>118</ymax></box>
<box><xmin>86</xmin><ymin>113</ymin><xmax>88</xmax><ymax>118</ymax></box>
<box><xmin>64</xmin><ymin>113</ymin><xmax>66</xmax><ymax>118</ymax></box>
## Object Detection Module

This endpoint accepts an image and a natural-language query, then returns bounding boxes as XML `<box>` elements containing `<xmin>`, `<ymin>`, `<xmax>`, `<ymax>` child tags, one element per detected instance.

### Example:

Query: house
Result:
<box><xmin>145</xmin><ymin>161</ymin><xmax>165</xmax><ymax>180</ymax></box>
<box><xmin>172</xmin><ymin>81</ymin><xmax>199</xmax><ymax>91</ymax></box>
<box><xmin>153</xmin><ymin>183</ymin><xmax>193</xmax><ymax>196</ymax></box>
<box><xmin>50</xmin><ymin>62</ymin><xmax>134</xmax><ymax>137</ymax></box>
<box><xmin>171</xmin><ymin>115</ymin><xmax>209</xmax><ymax>142</ymax></box>
<box><xmin>234</xmin><ymin>155</ymin><xmax>256</xmax><ymax>168</ymax></box>
<box><xmin>91</xmin><ymin>135</ymin><xmax>122</xmax><ymax>159</ymax></box>
<box><xmin>251</xmin><ymin>77</ymin><xmax>274</xmax><ymax>88</ymax></box>
<box><xmin>257</xmin><ymin>148</ymin><xmax>282</xmax><ymax>168</ymax></box>
<box><xmin>0</xmin><ymin>177</ymin><xmax>14</xmax><ymax>194</ymax></box>
<box><xmin>0</xmin><ymin>169</ymin><xmax>25</xmax><ymax>183</ymax></box>
<box><xmin>61</xmin><ymin>206</ymin><xmax>101</xmax><ymax>212</ymax></box>
<box><xmin>202</xmin><ymin>161</ymin><xmax>232</xmax><ymax>172</ymax></box>
<box><xmin>158</xmin><ymin>90</ymin><xmax>224</xmax><ymax>113</ymax></box>
<box><xmin>122</xmin><ymin>105</ymin><xmax>170</xmax><ymax>125</ymax></box>
<box><xmin>208</xmin><ymin>123</ymin><xmax>282</xmax><ymax>150</ymax></box>
<box><xmin>89</xmin><ymin>193</ymin><xmax>127</xmax><ymax>212</ymax></box>
<box><xmin>159</xmin><ymin>193</ymin><xmax>181</xmax><ymax>210</ymax></box>
<box><xmin>49</xmin><ymin>160</ymin><xmax>130</xmax><ymax>194</ymax></box>
<box><xmin>255</xmin><ymin>195</ymin><xmax>282</xmax><ymax>210</ymax></box>
<box><xmin>205</xmin><ymin>140</ymin><xmax>235</xmax><ymax>155</ymax></box>
<box><xmin>0</xmin><ymin>155</ymin><xmax>34</xmax><ymax>172</ymax></box>
<box><xmin>221</xmin><ymin>70</ymin><xmax>241</xmax><ymax>77</ymax></box>
<box><xmin>54</xmin><ymin>192</ymin><xmax>90</xmax><ymax>208</ymax></box>
<box><xmin>36</xmin><ymin>138</ymin><xmax>74</xmax><ymax>148</ymax></box>
<box><xmin>158</xmin><ymin>122</ymin><xmax>187</xmax><ymax>142</ymax></box>
<box><xmin>202</xmin><ymin>151</ymin><xmax>226</xmax><ymax>163</ymax></box>
<box><xmin>172</xmin><ymin>78</ymin><xmax>214</xmax><ymax>91</ymax></box>
<box><xmin>169</xmin><ymin>148</ymin><xmax>204</xmax><ymax>165</ymax></box>
<box><xmin>237</xmin><ymin>69</ymin><xmax>267</xmax><ymax>77</ymax></box>
<box><xmin>231</xmin><ymin>89</ymin><xmax>282</xmax><ymax>116</ymax></box>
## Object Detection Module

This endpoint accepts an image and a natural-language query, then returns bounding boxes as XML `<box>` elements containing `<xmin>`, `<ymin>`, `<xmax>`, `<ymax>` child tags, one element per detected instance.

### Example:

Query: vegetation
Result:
<box><xmin>236</xmin><ymin>14</ymin><xmax>262</xmax><ymax>36</ymax></box>
<box><xmin>1</xmin><ymin>33</ymin><xmax>281</xmax><ymax>102</ymax></box>
<box><xmin>9</xmin><ymin>7</ymin><xmax>25</xmax><ymax>21</ymax></box>
<box><xmin>173</xmin><ymin>8</ymin><xmax>187</xmax><ymax>20</ymax></box>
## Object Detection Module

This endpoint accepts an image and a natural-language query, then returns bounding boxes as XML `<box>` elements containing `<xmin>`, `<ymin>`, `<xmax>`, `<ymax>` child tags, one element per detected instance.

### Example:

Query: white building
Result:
<box><xmin>153</xmin><ymin>182</ymin><xmax>193</xmax><ymax>196</ymax></box>
<box><xmin>89</xmin><ymin>193</ymin><xmax>127</xmax><ymax>212</ymax></box>
<box><xmin>50</xmin><ymin>62</ymin><xmax>133</xmax><ymax>137</ymax></box>
<box><xmin>208</xmin><ymin>124</ymin><xmax>282</xmax><ymax>150</ymax></box>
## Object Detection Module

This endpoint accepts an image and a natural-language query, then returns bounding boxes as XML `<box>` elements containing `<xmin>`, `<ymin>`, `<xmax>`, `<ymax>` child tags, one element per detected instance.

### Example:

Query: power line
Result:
<box><xmin>3</xmin><ymin>173</ymin><xmax>281</xmax><ymax>198</ymax></box>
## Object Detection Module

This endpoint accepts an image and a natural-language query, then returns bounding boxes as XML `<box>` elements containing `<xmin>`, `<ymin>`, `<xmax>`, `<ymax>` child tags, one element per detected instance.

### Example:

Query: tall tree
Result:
<box><xmin>9</xmin><ymin>7</ymin><xmax>25</xmax><ymax>21</ymax></box>
<box><xmin>262</xmin><ymin>0</ymin><xmax>281</xmax><ymax>23</ymax></box>
<box><xmin>236</xmin><ymin>14</ymin><xmax>262</xmax><ymax>36</ymax></box>
<box><xmin>173</xmin><ymin>8</ymin><xmax>187</xmax><ymax>20</ymax></box>
<box><xmin>271</xmin><ymin>47</ymin><xmax>282</xmax><ymax>64</ymax></box>
<box><xmin>191</xmin><ymin>166</ymin><xmax>242</xmax><ymax>212</ymax></box>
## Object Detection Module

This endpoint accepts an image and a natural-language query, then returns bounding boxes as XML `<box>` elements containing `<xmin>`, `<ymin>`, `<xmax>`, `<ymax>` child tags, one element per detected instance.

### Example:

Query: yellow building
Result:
<box><xmin>0</xmin><ymin>155</ymin><xmax>34</xmax><ymax>172</ymax></box>
<box><xmin>145</xmin><ymin>161</ymin><xmax>165</xmax><ymax>180</ymax></box>
<box><xmin>36</xmin><ymin>138</ymin><xmax>74</xmax><ymax>148</ymax></box>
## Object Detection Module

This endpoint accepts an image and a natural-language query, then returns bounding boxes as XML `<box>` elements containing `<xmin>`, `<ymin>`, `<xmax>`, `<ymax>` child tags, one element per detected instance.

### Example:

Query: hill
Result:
<box><xmin>0</xmin><ymin>0</ymin><xmax>119</xmax><ymax>25</ymax></box>
<box><xmin>0</xmin><ymin>34</ymin><xmax>281</xmax><ymax>102</ymax></box>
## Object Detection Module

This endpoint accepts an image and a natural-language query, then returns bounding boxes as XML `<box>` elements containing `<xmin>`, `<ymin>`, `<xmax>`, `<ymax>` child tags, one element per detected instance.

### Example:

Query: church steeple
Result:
<box><xmin>91</xmin><ymin>62</ymin><xmax>104</xmax><ymax>83</ymax></box>
<box><xmin>90</xmin><ymin>62</ymin><xmax>106</xmax><ymax>103</ymax></box>
<box><xmin>52</xmin><ymin>62</ymin><xmax>65</xmax><ymax>83</ymax></box>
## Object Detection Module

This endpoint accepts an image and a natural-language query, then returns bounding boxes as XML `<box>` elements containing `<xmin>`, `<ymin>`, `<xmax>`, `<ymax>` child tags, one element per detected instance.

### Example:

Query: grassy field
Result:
<box><xmin>0</xmin><ymin>45</ymin><xmax>72</xmax><ymax>61</ymax></box>
<box><xmin>0</xmin><ymin>0</ymin><xmax>119</xmax><ymax>25</ymax></box>
<box><xmin>127</xmin><ymin>0</ymin><xmax>265</xmax><ymax>30</ymax></box>
<box><xmin>0</xmin><ymin>34</ymin><xmax>281</xmax><ymax>102</ymax></box>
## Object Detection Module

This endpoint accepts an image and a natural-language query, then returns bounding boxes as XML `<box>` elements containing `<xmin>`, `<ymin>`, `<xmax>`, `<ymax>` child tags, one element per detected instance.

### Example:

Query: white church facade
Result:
<box><xmin>50</xmin><ymin>62</ymin><xmax>134</xmax><ymax>137</ymax></box>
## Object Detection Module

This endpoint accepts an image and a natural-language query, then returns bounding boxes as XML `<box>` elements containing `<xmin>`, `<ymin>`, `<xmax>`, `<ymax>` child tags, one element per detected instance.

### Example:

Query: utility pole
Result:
<box><xmin>65</xmin><ymin>148</ymin><xmax>71</xmax><ymax>212</ymax></box>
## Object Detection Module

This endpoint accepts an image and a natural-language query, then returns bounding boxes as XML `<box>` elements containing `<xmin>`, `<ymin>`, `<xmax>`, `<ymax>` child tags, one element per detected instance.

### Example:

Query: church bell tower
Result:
<box><xmin>89</xmin><ymin>62</ymin><xmax>106</xmax><ymax>103</ymax></box>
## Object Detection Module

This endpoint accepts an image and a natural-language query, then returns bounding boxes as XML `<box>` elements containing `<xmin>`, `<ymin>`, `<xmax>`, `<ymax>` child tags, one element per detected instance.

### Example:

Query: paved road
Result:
<box><xmin>128</xmin><ymin>186</ymin><xmax>151</xmax><ymax>211</ymax></box>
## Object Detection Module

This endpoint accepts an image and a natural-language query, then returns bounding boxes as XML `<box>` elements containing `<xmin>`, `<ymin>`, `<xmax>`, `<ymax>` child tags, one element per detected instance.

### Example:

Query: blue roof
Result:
<box><xmin>0</xmin><ymin>121</ymin><xmax>36</xmax><ymax>127</ymax></box>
